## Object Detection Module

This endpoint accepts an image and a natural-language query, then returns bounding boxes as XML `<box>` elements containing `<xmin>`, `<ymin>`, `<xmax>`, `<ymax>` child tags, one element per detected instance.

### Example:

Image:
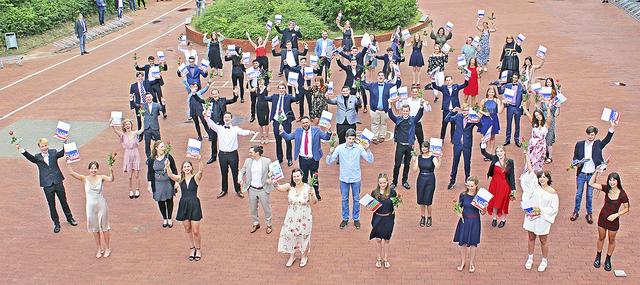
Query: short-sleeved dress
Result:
<box><xmin>453</xmin><ymin>192</ymin><xmax>481</xmax><ymax>247</ymax></box>
<box><xmin>278</xmin><ymin>184</ymin><xmax>313</xmax><ymax>254</ymax></box>
<box><xmin>520</xmin><ymin>171</ymin><xmax>559</xmax><ymax>235</ymax></box>
<box><xmin>120</xmin><ymin>132</ymin><xmax>140</xmax><ymax>172</ymax></box>
<box><xmin>152</xmin><ymin>157</ymin><xmax>174</xmax><ymax>202</ymax></box>
<box><xmin>408</xmin><ymin>42</ymin><xmax>424</xmax><ymax>67</ymax></box>
<box><xmin>416</xmin><ymin>155</ymin><xmax>436</xmax><ymax>206</ymax></box>
<box><xmin>598</xmin><ymin>185</ymin><xmax>629</xmax><ymax>231</ymax></box>
<box><xmin>478</xmin><ymin>99</ymin><xmax>500</xmax><ymax>135</ymax></box>
<box><xmin>85</xmin><ymin>179</ymin><xmax>110</xmax><ymax>232</ymax></box>
<box><xmin>176</xmin><ymin>178</ymin><xmax>203</xmax><ymax>221</ymax></box>
<box><xmin>369</xmin><ymin>189</ymin><xmax>397</xmax><ymax>240</ymax></box>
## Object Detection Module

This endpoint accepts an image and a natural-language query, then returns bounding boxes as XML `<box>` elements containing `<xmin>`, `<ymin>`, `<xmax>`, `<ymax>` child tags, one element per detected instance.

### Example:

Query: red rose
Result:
<box><xmin>8</xmin><ymin>131</ymin><xmax>13</xmax><ymax>136</ymax></box>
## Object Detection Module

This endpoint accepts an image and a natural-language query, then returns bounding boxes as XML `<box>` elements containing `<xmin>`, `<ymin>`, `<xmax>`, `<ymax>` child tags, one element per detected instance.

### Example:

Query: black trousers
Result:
<box><xmin>137</xmin><ymin>0</ymin><xmax>146</xmax><ymax>7</ymax></box>
<box><xmin>440</xmin><ymin>110</ymin><xmax>456</xmax><ymax>143</ymax></box>
<box><xmin>144</xmin><ymin>128</ymin><xmax>161</xmax><ymax>158</ymax></box>
<box><xmin>298</xmin><ymin>89</ymin><xmax>312</xmax><ymax>118</ymax></box>
<box><xmin>392</xmin><ymin>144</ymin><xmax>412</xmax><ymax>185</ymax></box>
<box><xmin>256</xmin><ymin>56</ymin><xmax>269</xmax><ymax>71</ymax></box>
<box><xmin>150</xmin><ymin>83</ymin><xmax>166</xmax><ymax>114</ymax></box>
<box><xmin>319</xmin><ymin>56</ymin><xmax>331</xmax><ymax>81</ymax></box>
<box><xmin>208</xmin><ymin>130</ymin><xmax>218</xmax><ymax>160</ymax></box>
<box><xmin>299</xmin><ymin>157</ymin><xmax>320</xmax><ymax>196</ymax></box>
<box><xmin>336</xmin><ymin>123</ymin><xmax>356</xmax><ymax>144</ymax></box>
<box><xmin>219</xmin><ymin>150</ymin><xmax>241</xmax><ymax>193</ymax></box>
<box><xmin>250</xmin><ymin>91</ymin><xmax>257</xmax><ymax>118</ymax></box>
<box><xmin>42</xmin><ymin>183</ymin><xmax>73</xmax><ymax>225</ymax></box>
<box><xmin>191</xmin><ymin>114</ymin><xmax>208</xmax><ymax>140</ymax></box>
<box><xmin>415</xmin><ymin>122</ymin><xmax>424</xmax><ymax>146</ymax></box>
<box><xmin>158</xmin><ymin>199</ymin><xmax>173</xmax><ymax>219</ymax></box>
<box><xmin>273</xmin><ymin>120</ymin><xmax>293</xmax><ymax>162</ymax></box>
<box><xmin>231</xmin><ymin>72</ymin><xmax>244</xmax><ymax>100</ymax></box>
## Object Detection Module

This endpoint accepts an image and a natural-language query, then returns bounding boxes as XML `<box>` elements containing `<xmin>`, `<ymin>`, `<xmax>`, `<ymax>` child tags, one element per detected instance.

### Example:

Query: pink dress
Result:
<box><xmin>120</xmin><ymin>133</ymin><xmax>141</xmax><ymax>172</ymax></box>
<box><xmin>527</xmin><ymin>126</ymin><xmax>547</xmax><ymax>172</ymax></box>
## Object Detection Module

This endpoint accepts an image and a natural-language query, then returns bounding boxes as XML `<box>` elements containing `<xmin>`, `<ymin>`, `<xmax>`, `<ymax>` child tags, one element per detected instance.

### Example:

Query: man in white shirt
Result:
<box><xmin>239</xmin><ymin>145</ymin><xmax>274</xmax><ymax>234</ymax></box>
<box><xmin>205</xmin><ymin>112</ymin><xmax>257</xmax><ymax>199</ymax></box>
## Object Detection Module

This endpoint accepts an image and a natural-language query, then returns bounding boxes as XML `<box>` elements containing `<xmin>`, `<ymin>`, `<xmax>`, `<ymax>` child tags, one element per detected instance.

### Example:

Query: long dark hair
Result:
<box><xmin>532</xmin><ymin>109</ymin><xmax>546</xmax><ymax>128</ymax></box>
<box><xmin>536</xmin><ymin>170</ymin><xmax>552</xmax><ymax>186</ymax></box>
<box><xmin>607</xmin><ymin>172</ymin><xmax>623</xmax><ymax>190</ymax></box>
<box><xmin>289</xmin><ymin>168</ymin><xmax>303</xmax><ymax>187</ymax></box>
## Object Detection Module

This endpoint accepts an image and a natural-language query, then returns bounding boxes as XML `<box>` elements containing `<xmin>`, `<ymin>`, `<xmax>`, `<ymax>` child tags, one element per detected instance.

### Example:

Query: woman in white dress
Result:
<box><xmin>276</xmin><ymin>168</ymin><xmax>318</xmax><ymax>268</ymax></box>
<box><xmin>520</xmin><ymin>151</ymin><xmax>559</xmax><ymax>272</ymax></box>
<box><xmin>66</xmin><ymin>160</ymin><xmax>114</xmax><ymax>258</ymax></box>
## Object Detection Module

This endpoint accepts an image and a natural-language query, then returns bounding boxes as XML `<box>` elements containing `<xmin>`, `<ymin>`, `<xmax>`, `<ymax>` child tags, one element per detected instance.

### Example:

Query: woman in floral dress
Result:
<box><xmin>522</xmin><ymin>107</ymin><xmax>551</xmax><ymax>172</ymax></box>
<box><xmin>309</xmin><ymin>77</ymin><xmax>328</xmax><ymax>125</ymax></box>
<box><xmin>276</xmin><ymin>169</ymin><xmax>318</xmax><ymax>268</ymax></box>
<box><xmin>475</xmin><ymin>18</ymin><xmax>496</xmax><ymax>72</ymax></box>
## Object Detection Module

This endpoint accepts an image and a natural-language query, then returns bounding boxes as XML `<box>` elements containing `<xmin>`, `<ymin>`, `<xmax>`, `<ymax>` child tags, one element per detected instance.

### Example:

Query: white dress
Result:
<box><xmin>520</xmin><ymin>171</ymin><xmax>558</xmax><ymax>235</ymax></box>
<box><xmin>277</xmin><ymin>184</ymin><xmax>312</xmax><ymax>254</ymax></box>
<box><xmin>85</xmin><ymin>179</ymin><xmax>110</xmax><ymax>232</ymax></box>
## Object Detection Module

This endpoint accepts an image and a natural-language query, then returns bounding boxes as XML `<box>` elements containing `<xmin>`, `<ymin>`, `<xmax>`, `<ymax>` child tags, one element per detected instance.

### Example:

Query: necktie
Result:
<box><xmin>139</xmin><ymin>83</ymin><xmax>146</xmax><ymax>102</ymax></box>
<box><xmin>277</xmin><ymin>95</ymin><xmax>284</xmax><ymax>114</ymax></box>
<box><xmin>224</xmin><ymin>126</ymin><xmax>231</xmax><ymax>129</ymax></box>
<box><xmin>303</xmin><ymin>130</ymin><xmax>309</xmax><ymax>156</ymax></box>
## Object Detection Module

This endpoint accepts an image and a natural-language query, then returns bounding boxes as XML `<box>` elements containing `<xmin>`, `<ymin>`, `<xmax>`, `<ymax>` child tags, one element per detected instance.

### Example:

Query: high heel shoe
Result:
<box><xmin>195</xmin><ymin>248</ymin><xmax>202</xmax><ymax>261</ymax></box>
<box><xmin>103</xmin><ymin>248</ymin><xmax>111</xmax><ymax>257</ymax></box>
<box><xmin>129</xmin><ymin>190</ymin><xmax>134</xmax><ymax>199</ymax></box>
<box><xmin>167</xmin><ymin>220</ymin><xmax>173</xmax><ymax>228</ymax></box>
<box><xmin>134</xmin><ymin>189</ymin><xmax>140</xmax><ymax>199</ymax></box>
<box><xmin>96</xmin><ymin>249</ymin><xmax>104</xmax><ymax>259</ymax></box>
<box><xmin>188</xmin><ymin>247</ymin><xmax>196</xmax><ymax>261</ymax></box>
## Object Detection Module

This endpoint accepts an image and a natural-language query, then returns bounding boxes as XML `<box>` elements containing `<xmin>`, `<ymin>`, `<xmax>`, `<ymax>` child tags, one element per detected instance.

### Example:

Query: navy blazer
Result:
<box><xmin>129</xmin><ymin>81</ymin><xmax>151</xmax><ymax>110</ymax></box>
<box><xmin>272</xmin><ymin>48</ymin><xmax>308</xmax><ymax>67</ymax></box>
<box><xmin>336</xmin><ymin>59</ymin><xmax>364</xmax><ymax>90</ymax></box>
<box><xmin>177</xmin><ymin>64</ymin><xmax>208</xmax><ymax>87</ymax></box>
<box><xmin>362</xmin><ymin>81</ymin><xmax>394</xmax><ymax>111</ymax></box>
<box><xmin>284</xmin><ymin>65</ymin><xmax>322</xmax><ymax>94</ymax></box>
<box><xmin>275</xmin><ymin>26</ymin><xmax>303</xmax><ymax>48</ymax></box>
<box><xmin>433</xmin><ymin>81</ymin><xmax>468</xmax><ymax>111</ymax></box>
<box><xmin>499</xmin><ymin>82</ymin><xmax>524</xmax><ymax>114</ymax></box>
<box><xmin>281</xmin><ymin>126</ymin><xmax>332</xmax><ymax>161</ymax></box>
<box><xmin>388</xmin><ymin>106</ymin><xmax>424</xmax><ymax>145</ymax></box>
<box><xmin>339</xmin><ymin>46</ymin><xmax>368</xmax><ymax>66</ymax></box>
<box><xmin>445</xmin><ymin>111</ymin><xmax>481</xmax><ymax>148</ymax></box>
<box><xmin>572</xmin><ymin>130</ymin><xmax>614</xmax><ymax>175</ymax></box>
<box><xmin>22</xmin><ymin>149</ymin><xmax>65</xmax><ymax>187</ymax></box>
<box><xmin>262</xmin><ymin>92</ymin><xmax>302</xmax><ymax>122</ymax></box>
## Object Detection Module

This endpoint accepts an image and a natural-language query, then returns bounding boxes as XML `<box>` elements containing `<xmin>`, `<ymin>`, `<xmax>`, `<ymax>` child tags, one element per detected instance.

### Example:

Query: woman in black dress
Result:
<box><xmin>225</xmin><ymin>46</ymin><xmax>246</xmax><ymax>102</ymax></box>
<box><xmin>412</xmin><ymin>141</ymin><xmax>441</xmax><ymax>227</ymax></box>
<box><xmin>256</xmin><ymin>79</ymin><xmax>270</xmax><ymax>144</ymax></box>
<box><xmin>336</xmin><ymin>19</ymin><xmax>355</xmax><ymax>50</ymax></box>
<box><xmin>497</xmin><ymin>35</ymin><xmax>522</xmax><ymax>81</ymax></box>
<box><xmin>369</xmin><ymin>173</ymin><xmax>398</xmax><ymax>269</ymax></box>
<box><xmin>167</xmin><ymin>155</ymin><xmax>204</xmax><ymax>261</ymax></box>
<box><xmin>203</xmin><ymin>32</ymin><xmax>224</xmax><ymax>77</ymax></box>
<box><xmin>588</xmin><ymin>171</ymin><xmax>630</xmax><ymax>271</ymax></box>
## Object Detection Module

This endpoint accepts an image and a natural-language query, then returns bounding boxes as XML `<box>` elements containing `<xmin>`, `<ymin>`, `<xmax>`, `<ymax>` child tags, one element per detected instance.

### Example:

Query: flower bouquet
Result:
<box><xmin>411</xmin><ymin>149</ymin><xmax>419</xmax><ymax>157</ymax></box>
<box><xmin>309</xmin><ymin>172</ymin><xmax>319</xmax><ymax>187</ymax></box>
<box><xmin>391</xmin><ymin>195</ymin><xmax>403</xmax><ymax>210</ymax></box>
<box><xmin>202</xmin><ymin>100</ymin><xmax>212</xmax><ymax>113</ymax></box>
<box><xmin>328</xmin><ymin>134</ymin><xmax>338</xmax><ymax>148</ymax></box>
<box><xmin>106</xmin><ymin>152</ymin><xmax>118</xmax><ymax>167</ymax></box>
<box><xmin>8</xmin><ymin>130</ymin><xmax>22</xmax><ymax>145</ymax></box>
<box><xmin>133</xmin><ymin>52</ymin><xmax>138</xmax><ymax>61</ymax></box>
<box><xmin>165</xmin><ymin>140</ymin><xmax>173</xmax><ymax>155</ymax></box>
<box><xmin>276</xmin><ymin>113</ymin><xmax>286</xmax><ymax>124</ymax></box>
<box><xmin>417</xmin><ymin>89</ymin><xmax>425</xmax><ymax>99</ymax></box>
<box><xmin>453</xmin><ymin>199</ymin><xmax>464</xmax><ymax>223</ymax></box>
<box><xmin>520</xmin><ymin>140</ymin><xmax>529</xmax><ymax>151</ymax></box>
<box><xmin>137</xmin><ymin>107</ymin><xmax>146</xmax><ymax>117</ymax></box>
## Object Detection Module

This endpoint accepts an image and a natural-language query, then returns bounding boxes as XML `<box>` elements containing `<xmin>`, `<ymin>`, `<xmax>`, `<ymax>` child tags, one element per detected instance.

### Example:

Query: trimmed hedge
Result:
<box><xmin>0</xmin><ymin>0</ymin><xmax>117</xmax><ymax>37</ymax></box>
<box><xmin>194</xmin><ymin>0</ymin><xmax>327</xmax><ymax>40</ymax></box>
<box><xmin>308</xmin><ymin>0</ymin><xmax>419</xmax><ymax>31</ymax></box>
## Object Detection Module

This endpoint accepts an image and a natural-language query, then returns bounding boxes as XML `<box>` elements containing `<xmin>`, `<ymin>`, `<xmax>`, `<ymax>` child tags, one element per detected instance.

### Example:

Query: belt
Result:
<box><xmin>420</xmin><ymin>172</ymin><xmax>434</xmax><ymax>175</ymax></box>
<box><xmin>375</xmin><ymin>212</ymin><xmax>393</xmax><ymax>216</ymax></box>
<box><xmin>300</xmin><ymin>156</ymin><xmax>314</xmax><ymax>160</ymax></box>
<box><xmin>463</xmin><ymin>213</ymin><xmax>479</xmax><ymax>218</ymax></box>
<box><xmin>250</xmin><ymin>186</ymin><xmax>264</xmax><ymax>190</ymax></box>
<box><xmin>219</xmin><ymin>150</ymin><xmax>238</xmax><ymax>154</ymax></box>
<box><xmin>399</xmin><ymin>143</ymin><xmax>411</xmax><ymax>146</ymax></box>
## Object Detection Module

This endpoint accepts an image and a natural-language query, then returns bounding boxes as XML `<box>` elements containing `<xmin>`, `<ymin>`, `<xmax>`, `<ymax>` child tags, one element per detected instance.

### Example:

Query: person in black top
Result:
<box><xmin>135</xmin><ymin>55</ymin><xmax>168</xmax><ymax>118</ymax></box>
<box><xmin>272</xmin><ymin>40</ymin><xmax>308</xmax><ymax>85</ymax></box>
<box><xmin>284</xmin><ymin>57</ymin><xmax>322</xmax><ymax>119</ymax></box>
<box><xmin>387</xmin><ymin>99</ymin><xmax>425</xmax><ymax>190</ymax></box>
<box><xmin>17</xmin><ymin>138</ymin><xmax>78</xmax><ymax>233</ymax></box>
<box><xmin>225</xmin><ymin>46</ymin><xmax>246</xmax><ymax>102</ymax></box>
<box><xmin>247</xmin><ymin>60</ymin><xmax>269</xmax><ymax>123</ymax></box>
<box><xmin>205</xmin><ymin>88</ymin><xmax>239</xmax><ymax>164</ymax></box>
<box><xmin>275</xmin><ymin>21</ymin><xmax>303</xmax><ymax>75</ymax></box>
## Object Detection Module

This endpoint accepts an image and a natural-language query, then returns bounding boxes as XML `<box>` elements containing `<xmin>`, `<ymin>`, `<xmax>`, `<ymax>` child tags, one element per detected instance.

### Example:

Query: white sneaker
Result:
<box><xmin>538</xmin><ymin>258</ymin><xmax>548</xmax><ymax>272</ymax></box>
<box><xmin>525</xmin><ymin>256</ymin><xmax>534</xmax><ymax>270</ymax></box>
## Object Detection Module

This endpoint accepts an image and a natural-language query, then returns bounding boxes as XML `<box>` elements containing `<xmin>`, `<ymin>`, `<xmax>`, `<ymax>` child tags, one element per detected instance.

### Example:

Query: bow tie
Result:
<box><xmin>224</xmin><ymin>126</ymin><xmax>231</xmax><ymax>129</ymax></box>
<box><xmin>378</xmin><ymin>84</ymin><xmax>384</xmax><ymax>86</ymax></box>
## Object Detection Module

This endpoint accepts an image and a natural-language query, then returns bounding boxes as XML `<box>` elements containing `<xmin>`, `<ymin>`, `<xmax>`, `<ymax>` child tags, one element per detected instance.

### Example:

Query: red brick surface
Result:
<box><xmin>0</xmin><ymin>0</ymin><xmax>638</xmax><ymax>284</ymax></box>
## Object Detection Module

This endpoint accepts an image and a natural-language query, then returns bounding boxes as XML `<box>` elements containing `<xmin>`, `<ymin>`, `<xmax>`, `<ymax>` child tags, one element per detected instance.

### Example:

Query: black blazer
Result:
<box><xmin>480</xmin><ymin>147</ymin><xmax>516</xmax><ymax>191</ymax></box>
<box><xmin>272</xmin><ymin>48</ymin><xmax>308</xmax><ymax>66</ymax></box>
<box><xmin>129</xmin><ymin>81</ymin><xmax>151</xmax><ymax>110</ymax></box>
<box><xmin>336</xmin><ymin>59</ymin><xmax>364</xmax><ymax>89</ymax></box>
<box><xmin>146</xmin><ymin>154</ymin><xmax>177</xmax><ymax>193</ymax></box>
<box><xmin>339</xmin><ymin>46</ymin><xmax>368</xmax><ymax>66</ymax></box>
<box><xmin>22</xmin><ymin>149</ymin><xmax>65</xmax><ymax>188</ymax></box>
<box><xmin>208</xmin><ymin>95</ymin><xmax>238</xmax><ymax>124</ymax></box>
<box><xmin>572</xmin><ymin>130</ymin><xmax>614</xmax><ymax>175</ymax></box>
<box><xmin>274</xmin><ymin>26</ymin><xmax>303</xmax><ymax>48</ymax></box>
<box><xmin>135</xmin><ymin>63</ymin><xmax>168</xmax><ymax>86</ymax></box>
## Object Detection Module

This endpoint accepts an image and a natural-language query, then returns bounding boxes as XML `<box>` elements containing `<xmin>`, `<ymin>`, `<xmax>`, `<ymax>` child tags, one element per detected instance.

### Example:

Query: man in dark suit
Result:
<box><xmin>135</xmin><ymin>56</ymin><xmax>168</xmax><ymax>118</ymax></box>
<box><xmin>499</xmin><ymin>74</ymin><xmax>525</xmax><ymax>147</ymax></box>
<box><xmin>362</xmin><ymin>71</ymin><xmax>394</xmax><ymax>144</ymax></box>
<box><xmin>206</xmin><ymin>88</ymin><xmax>238</xmax><ymax>164</ymax></box>
<box><xmin>272</xmin><ymin>40</ymin><xmax>308</xmax><ymax>77</ymax></box>
<box><xmin>74</xmin><ymin>13</ymin><xmax>89</xmax><ymax>55</ymax></box>
<box><xmin>284</xmin><ymin>57</ymin><xmax>322</xmax><ymax>119</ymax></box>
<box><xmin>339</xmin><ymin>45</ymin><xmax>369</xmax><ymax>67</ymax></box>
<box><xmin>571</xmin><ymin>122</ymin><xmax>615</xmax><ymax>224</ymax></box>
<box><xmin>135</xmin><ymin>93</ymin><xmax>162</xmax><ymax>158</ymax></box>
<box><xmin>275</xmin><ymin>21</ymin><xmax>303</xmax><ymax>49</ymax></box>
<box><xmin>388</xmin><ymin>99</ymin><xmax>425</xmax><ymax>190</ymax></box>
<box><xmin>261</xmin><ymin>82</ymin><xmax>302</xmax><ymax>166</ymax></box>
<box><xmin>129</xmin><ymin>72</ymin><xmax>150</xmax><ymax>140</ymax></box>
<box><xmin>445</xmin><ymin>106</ymin><xmax>481</xmax><ymax>189</ymax></box>
<box><xmin>281</xmin><ymin>116</ymin><xmax>332</xmax><ymax>199</ymax></box>
<box><xmin>432</xmin><ymin>75</ymin><xmax>469</xmax><ymax>143</ymax></box>
<box><xmin>327</xmin><ymin>87</ymin><xmax>361</xmax><ymax>144</ymax></box>
<box><xmin>17</xmin><ymin>139</ymin><xmax>78</xmax><ymax>233</ymax></box>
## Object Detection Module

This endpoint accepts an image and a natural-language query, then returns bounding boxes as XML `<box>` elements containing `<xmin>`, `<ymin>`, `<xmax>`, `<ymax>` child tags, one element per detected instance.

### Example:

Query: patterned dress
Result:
<box><xmin>477</xmin><ymin>31</ymin><xmax>491</xmax><ymax>66</ymax></box>
<box><xmin>278</xmin><ymin>184</ymin><xmax>313</xmax><ymax>254</ymax></box>
<box><xmin>527</xmin><ymin>126</ymin><xmax>548</xmax><ymax>172</ymax></box>
<box><xmin>309</xmin><ymin>88</ymin><xmax>328</xmax><ymax>119</ymax></box>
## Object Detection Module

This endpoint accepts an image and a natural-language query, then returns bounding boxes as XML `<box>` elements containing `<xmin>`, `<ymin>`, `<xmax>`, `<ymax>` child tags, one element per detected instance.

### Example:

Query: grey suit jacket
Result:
<box><xmin>327</xmin><ymin>95</ymin><xmax>361</xmax><ymax>125</ymax></box>
<box><xmin>239</xmin><ymin>157</ymin><xmax>274</xmax><ymax>193</ymax></box>
<box><xmin>74</xmin><ymin>19</ymin><xmax>87</xmax><ymax>38</ymax></box>
<box><xmin>142</xmin><ymin>102</ymin><xmax>160</xmax><ymax>131</ymax></box>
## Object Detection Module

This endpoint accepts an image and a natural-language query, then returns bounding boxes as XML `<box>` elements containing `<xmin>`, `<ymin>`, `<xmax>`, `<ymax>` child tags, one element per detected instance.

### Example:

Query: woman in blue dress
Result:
<box><xmin>478</xmin><ymin>86</ymin><xmax>503</xmax><ymax>158</ymax></box>
<box><xmin>369</xmin><ymin>173</ymin><xmax>398</xmax><ymax>269</ymax></box>
<box><xmin>412</xmin><ymin>141</ymin><xmax>440</xmax><ymax>227</ymax></box>
<box><xmin>475</xmin><ymin>18</ymin><xmax>496</xmax><ymax>72</ymax></box>
<box><xmin>408</xmin><ymin>32</ymin><xmax>426</xmax><ymax>87</ymax></box>
<box><xmin>453</xmin><ymin>176</ymin><xmax>485</xmax><ymax>273</ymax></box>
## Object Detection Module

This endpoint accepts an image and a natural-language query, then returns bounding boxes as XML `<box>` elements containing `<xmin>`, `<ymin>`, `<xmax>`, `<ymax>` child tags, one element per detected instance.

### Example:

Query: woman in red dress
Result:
<box><xmin>589</xmin><ymin>171</ymin><xmax>630</xmax><ymax>271</ymax></box>
<box><xmin>463</xmin><ymin>57</ymin><xmax>480</xmax><ymax>107</ymax></box>
<box><xmin>480</xmin><ymin>143</ymin><xmax>515</xmax><ymax>228</ymax></box>
<box><xmin>246</xmin><ymin>30</ymin><xmax>271</xmax><ymax>71</ymax></box>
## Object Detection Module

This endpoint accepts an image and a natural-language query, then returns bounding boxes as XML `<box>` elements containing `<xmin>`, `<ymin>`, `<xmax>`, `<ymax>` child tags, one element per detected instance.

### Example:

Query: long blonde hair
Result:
<box><xmin>372</xmin><ymin>173</ymin><xmax>391</xmax><ymax>199</ymax></box>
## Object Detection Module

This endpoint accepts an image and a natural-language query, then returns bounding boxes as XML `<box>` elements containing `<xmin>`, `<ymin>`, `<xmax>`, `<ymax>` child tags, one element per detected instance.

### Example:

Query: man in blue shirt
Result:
<box><xmin>326</xmin><ymin>129</ymin><xmax>374</xmax><ymax>229</ymax></box>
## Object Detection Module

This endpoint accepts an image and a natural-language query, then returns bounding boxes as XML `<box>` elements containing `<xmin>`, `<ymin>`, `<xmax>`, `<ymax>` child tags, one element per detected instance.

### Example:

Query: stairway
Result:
<box><xmin>614</xmin><ymin>0</ymin><xmax>640</xmax><ymax>21</ymax></box>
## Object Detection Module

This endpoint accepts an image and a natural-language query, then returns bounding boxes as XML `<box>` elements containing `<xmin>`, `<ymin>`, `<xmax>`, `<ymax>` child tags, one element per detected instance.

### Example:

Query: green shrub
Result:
<box><xmin>308</xmin><ymin>0</ymin><xmax>418</xmax><ymax>31</ymax></box>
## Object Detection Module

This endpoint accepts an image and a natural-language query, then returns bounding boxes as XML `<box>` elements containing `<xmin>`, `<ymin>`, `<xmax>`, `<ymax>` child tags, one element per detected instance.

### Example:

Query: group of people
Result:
<box><xmin>17</xmin><ymin>8</ymin><xmax>629</xmax><ymax>274</ymax></box>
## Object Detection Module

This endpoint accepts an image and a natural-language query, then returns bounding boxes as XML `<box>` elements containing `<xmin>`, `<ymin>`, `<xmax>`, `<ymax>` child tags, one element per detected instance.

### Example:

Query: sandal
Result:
<box><xmin>134</xmin><ymin>189</ymin><xmax>140</xmax><ymax>199</ymax></box>
<box><xmin>188</xmin><ymin>247</ymin><xmax>196</xmax><ymax>261</ymax></box>
<box><xmin>469</xmin><ymin>264</ymin><xmax>476</xmax><ymax>273</ymax></box>
<box><xmin>266</xmin><ymin>225</ymin><xmax>273</xmax><ymax>234</ymax></box>
<box><xmin>96</xmin><ymin>249</ymin><xmax>104</xmax><ymax>259</ymax></box>
<box><xmin>375</xmin><ymin>258</ymin><xmax>382</xmax><ymax>268</ymax></box>
<box><xmin>299</xmin><ymin>256</ymin><xmax>308</xmax><ymax>267</ymax></box>
<box><xmin>457</xmin><ymin>263</ymin><xmax>465</xmax><ymax>272</ymax></box>
<box><xmin>129</xmin><ymin>190</ymin><xmax>134</xmax><ymax>199</ymax></box>
<box><xmin>544</xmin><ymin>158</ymin><xmax>553</xmax><ymax>164</ymax></box>
<box><xmin>194</xmin><ymin>248</ymin><xmax>201</xmax><ymax>261</ymax></box>
<box><xmin>383</xmin><ymin>260</ymin><xmax>391</xmax><ymax>269</ymax></box>
<box><xmin>103</xmin><ymin>248</ymin><xmax>111</xmax><ymax>257</ymax></box>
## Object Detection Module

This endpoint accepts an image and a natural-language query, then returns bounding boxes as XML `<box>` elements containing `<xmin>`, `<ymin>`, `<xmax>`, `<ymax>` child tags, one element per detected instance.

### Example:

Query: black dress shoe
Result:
<box><xmin>315</xmin><ymin>192</ymin><xmax>321</xmax><ymax>201</ymax></box>
<box><xmin>68</xmin><ymin>218</ymin><xmax>78</xmax><ymax>226</ymax></box>
<box><xmin>84</xmin><ymin>51</ymin><xmax>90</xmax><ymax>54</ymax></box>
<box><xmin>250</xmin><ymin>224</ymin><xmax>261</xmax><ymax>233</ymax></box>
<box><xmin>53</xmin><ymin>224</ymin><xmax>61</xmax><ymax>233</ymax></box>
<box><xmin>402</xmin><ymin>182</ymin><xmax>411</xmax><ymax>189</ymax></box>
<box><xmin>163</xmin><ymin>114</ymin><xmax>167</xmax><ymax>119</ymax></box>
<box><xmin>250</xmin><ymin>117</ymin><xmax>255</xmax><ymax>123</ymax></box>
<box><xmin>236</xmin><ymin>191</ymin><xmax>244</xmax><ymax>199</ymax></box>
<box><xmin>339</xmin><ymin>220</ymin><xmax>348</xmax><ymax>229</ymax></box>
<box><xmin>207</xmin><ymin>157</ymin><xmax>217</xmax><ymax>164</ymax></box>
<box><xmin>447</xmin><ymin>182</ymin><xmax>455</xmax><ymax>190</ymax></box>
<box><xmin>287</xmin><ymin>161</ymin><xmax>293</xmax><ymax>167</ymax></box>
<box><xmin>426</xmin><ymin>217</ymin><xmax>432</xmax><ymax>227</ymax></box>
<box><xmin>586</xmin><ymin>213</ymin><xmax>594</xmax><ymax>224</ymax></box>
<box><xmin>216</xmin><ymin>191</ymin><xmax>228</xmax><ymax>199</ymax></box>
<box><xmin>503</xmin><ymin>142</ymin><xmax>511</xmax><ymax>146</ymax></box>
<box><xmin>419</xmin><ymin>216</ymin><xmax>426</xmax><ymax>227</ymax></box>
<box><xmin>354</xmin><ymin>220</ymin><xmax>361</xmax><ymax>229</ymax></box>
<box><xmin>515</xmin><ymin>142</ymin><xmax>522</xmax><ymax>148</ymax></box>
<box><xmin>497</xmin><ymin>220</ymin><xmax>506</xmax><ymax>228</ymax></box>
<box><xmin>241</xmin><ymin>99</ymin><xmax>245</xmax><ymax>103</ymax></box>
<box><xmin>491</xmin><ymin>219</ymin><xmax>497</xmax><ymax>227</ymax></box>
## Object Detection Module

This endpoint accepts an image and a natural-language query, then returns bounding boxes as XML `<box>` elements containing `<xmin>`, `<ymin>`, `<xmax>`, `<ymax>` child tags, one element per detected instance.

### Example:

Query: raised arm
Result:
<box><xmin>479</xmin><ymin>144</ymin><xmax>495</xmax><ymax>160</ymax></box>
<box><xmin>111</xmin><ymin>124</ymin><xmax>124</xmax><ymax>138</ymax></box>
<box><xmin>164</xmin><ymin>159</ymin><xmax>181</xmax><ymax>182</ymax></box>
<box><xmin>588</xmin><ymin>171</ymin><xmax>604</xmax><ymax>191</ymax></box>
<box><xmin>102</xmin><ymin>165</ymin><xmax>114</xmax><ymax>182</ymax></box>
<box><xmin>600</xmin><ymin>122</ymin><xmax>615</xmax><ymax>149</ymax></box>
<box><xmin>245</xmin><ymin>32</ymin><xmax>257</xmax><ymax>49</ymax></box>
<box><xmin>335</xmin><ymin>19</ymin><xmax>344</xmax><ymax>31</ymax></box>
<box><xmin>65</xmin><ymin>162</ymin><xmax>85</xmax><ymax>181</ymax></box>
<box><xmin>195</xmin><ymin>156</ymin><xmax>204</xmax><ymax>182</ymax></box>
<box><xmin>475</xmin><ymin>19</ymin><xmax>483</xmax><ymax>32</ymax></box>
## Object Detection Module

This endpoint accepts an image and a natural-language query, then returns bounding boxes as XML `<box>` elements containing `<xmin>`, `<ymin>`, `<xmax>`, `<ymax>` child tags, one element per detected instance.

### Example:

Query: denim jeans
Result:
<box><xmin>98</xmin><ymin>7</ymin><xmax>106</xmax><ymax>25</ymax></box>
<box><xmin>78</xmin><ymin>34</ymin><xmax>86</xmax><ymax>54</ymax></box>
<box><xmin>117</xmin><ymin>7</ymin><xmax>123</xmax><ymax>18</ymax></box>
<box><xmin>340</xmin><ymin>181</ymin><xmax>361</xmax><ymax>221</ymax></box>
<box><xmin>129</xmin><ymin>0</ymin><xmax>136</xmax><ymax>10</ymax></box>
<box><xmin>574</xmin><ymin>172</ymin><xmax>594</xmax><ymax>214</ymax></box>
